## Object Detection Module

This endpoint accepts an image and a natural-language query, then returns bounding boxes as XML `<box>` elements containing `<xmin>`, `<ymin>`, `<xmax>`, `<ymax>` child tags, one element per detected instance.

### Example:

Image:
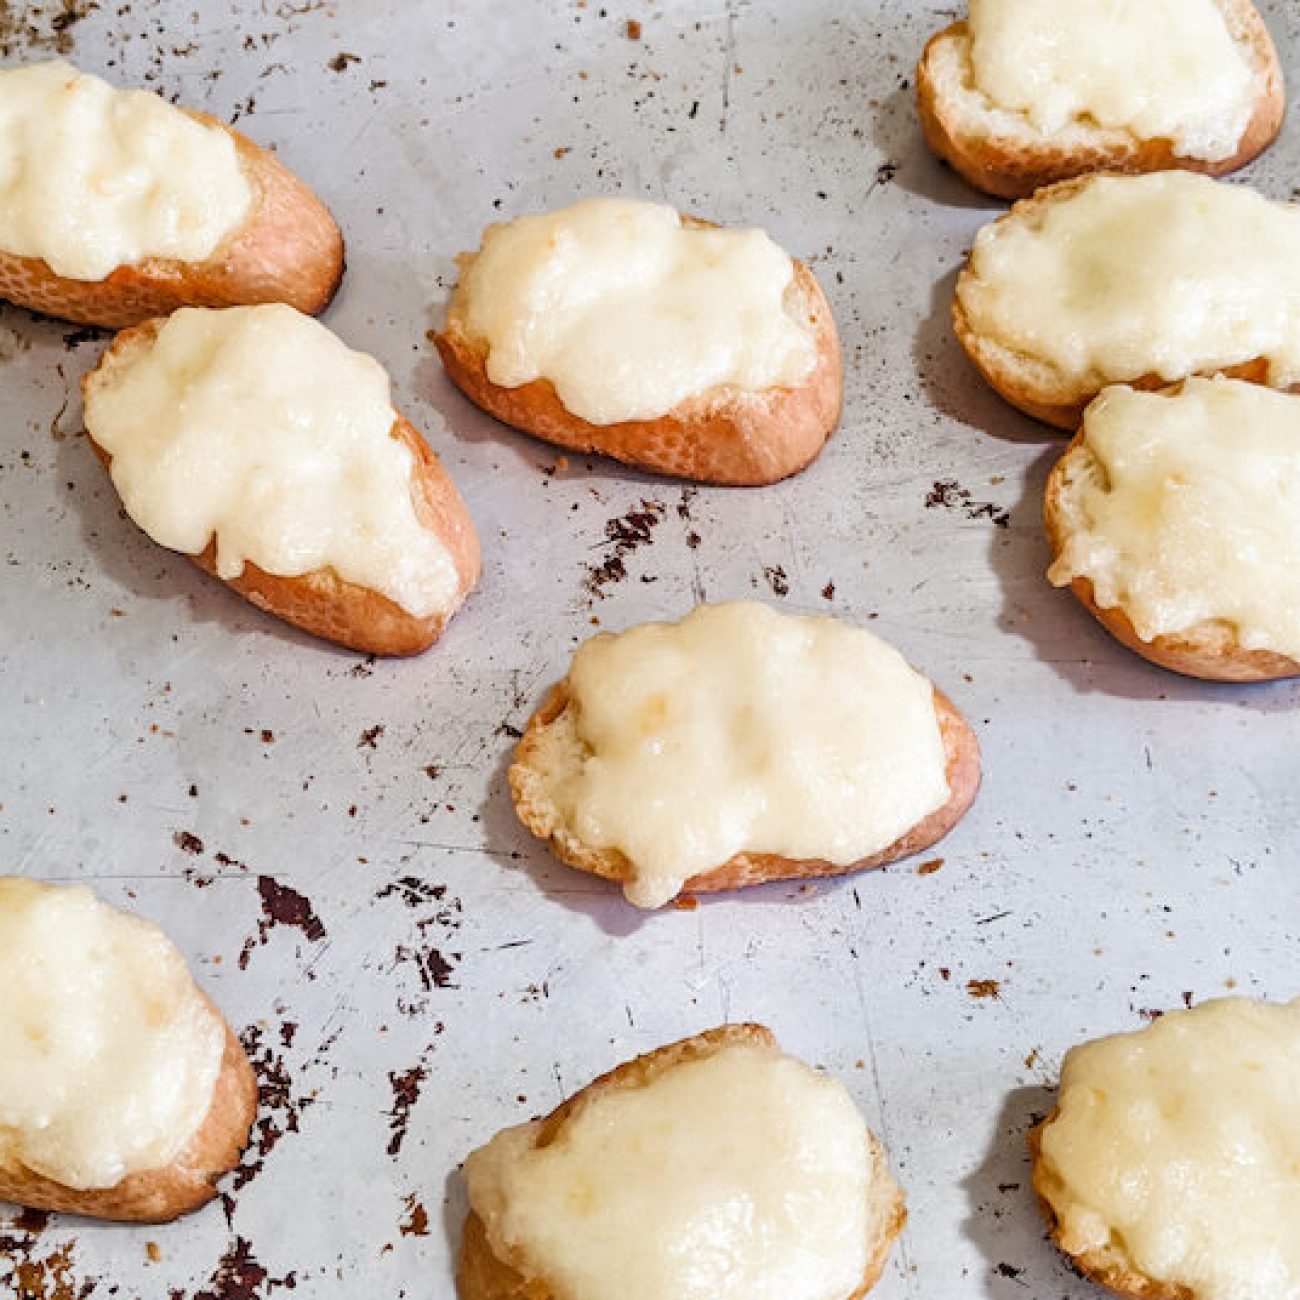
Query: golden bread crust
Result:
<box><xmin>951</xmin><ymin>175</ymin><xmax>1298</xmax><ymax>430</ymax></box>
<box><xmin>84</xmin><ymin>319</ymin><xmax>481</xmax><ymax>656</ymax></box>
<box><xmin>1043</xmin><ymin>428</ymin><xmax>1300</xmax><ymax>680</ymax></box>
<box><xmin>0</xmin><ymin>1002</ymin><xmax>257</xmax><ymax>1224</ymax></box>
<box><xmin>509</xmin><ymin>681</ymin><xmax>980</xmax><ymax>901</ymax></box>
<box><xmin>916</xmin><ymin>0</ymin><xmax>1284</xmax><ymax>201</ymax></box>
<box><xmin>457</xmin><ymin>1025</ymin><xmax>907</xmax><ymax>1300</ymax></box>
<box><xmin>435</xmin><ymin>240</ymin><xmax>842</xmax><ymax>486</ymax></box>
<box><xmin>0</xmin><ymin>111</ymin><xmax>344</xmax><ymax>328</ymax></box>
<box><xmin>1027</xmin><ymin>1119</ymin><xmax>1194</xmax><ymax>1300</ymax></box>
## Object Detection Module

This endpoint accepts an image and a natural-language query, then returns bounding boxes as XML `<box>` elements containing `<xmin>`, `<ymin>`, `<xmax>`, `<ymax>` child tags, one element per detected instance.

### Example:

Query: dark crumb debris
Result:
<box><xmin>821</xmin><ymin>580</ymin><xmax>835</xmax><ymax>601</ymax></box>
<box><xmin>761</xmin><ymin>564</ymin><xmax>789</xmax><ymax>597</ymax></box>
<box><xmin>174</xmin><ymin>830</ymin><xmax>204</xmax><ymax>855</ymax></box>
<box><xmin>967</xmin><ymin>978</ymin><xmax>1001</xmax><ymax>999</ymax></box>
<box><xmin>585</xmin><ymin>500</ymin><xmax>665</xmax><ymax>598</ymax></box>
<box><xmin>327</xmin><ymin>50</ymin><xmax>360</xmax><ymax>71</ymax></box>
<box><xmin>916</xmin><ymin>857</ymin><xmax>944</xmax><ymax>875</ymax></box>
<box><xmin>358</xmin><ymin>723</ymin><xmax>385</xmax><ymax>749</ymax></box>
<box><xmin>925</xmin><ymin>478</ymin><xmax>1010</xmax><ymax>529</ymax></box>
<box><xmin>875</xmin><ymin>160</ymin><xmax>898</xmax><ymax>185</ymax></box>
<box><xmin>399</xmin><ymin>1193</ymin><xmax>430</xmax><ymax>1237</ymax></box>
<box><xmin>239</xmin><ymin>876</ymin><xmax>327</xmax><ymax>970</ymax></box>
<box><xmin>995</xmin><ymin>1263</ymin><xmax>1024</xmax><ymax>1280</ymax></box>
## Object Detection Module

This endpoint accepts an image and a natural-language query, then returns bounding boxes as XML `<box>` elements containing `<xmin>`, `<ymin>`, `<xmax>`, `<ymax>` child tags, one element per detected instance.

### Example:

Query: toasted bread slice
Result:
<box><xmin>458</xmin><ymin>1025</ymin><xmax>907</xmax><ymax>1300</ymax></box>
<box><xmin>510</xmin><ymin>682</ymin><xmax>980</xmax><ymax>901</ymax></box>
<box><xmin>0</xmin><ymin>109</ymin><xmax>343</xmax><ymax>328</ymax></box>
<box><xmin>0</xmin><ymin>1005</ymin><xmax>255</xmax><ymax>1223</ymax></box>
<box><xmin>1027</xmin><ymin>1122</ymin><xmax>1190</xmax><ymax>1300</ymax></box>
<box><xmin>84</xmin><ymin>318</ymin><xmax>481</xmax><ymax>656</ymax></box>
<box><xmin>917</xmin><ymin>0</ymin><xmax>1283</xmax><ymax>201</ymax></box>
<box><xmin>435</xmin><ymin>218</ymin><xmax>842</xmax><ymax>487</ymax></box>
<box><xmin>953</xmin><ymin>174</ymin><xmax>1300</xmax><ymax>430</ymax></box>
<box><xmin>1044</xmin><ymin>400</ymin><xmax>1300</xmax><ymax>682</ymax></box>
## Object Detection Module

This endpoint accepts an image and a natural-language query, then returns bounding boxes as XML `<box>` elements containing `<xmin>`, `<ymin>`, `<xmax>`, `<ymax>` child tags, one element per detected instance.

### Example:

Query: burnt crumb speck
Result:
<box><xmin>190</xmin><ymin>1234</ymin><xmax>296</xmax><ymax>1300</ymax></box>
<box><xmin>584</xmin><ymin>500</ymin><xmax>665</xmax><ymax>598</ymax></box>
<box><xmin>967</xmin><ymin>978</ymin><xmax>1001</xmax><ymax>1000</ymax></box>
<box><xmin>399</xmin><ymin>1193</ymin><xmax>430</xmax><ymax>1237</ymax></box>
<box><xmin>174</xmin><ymin>830</ymin><xmax>204</xmax><ymax>855</ymax></box>
<box><xmin>875</xmin><ymin>160</ymin><xmax>898</xmax><ymax>185</ymax></box>
<box><xmin>358</xmin><ymin>724</ymin><xmax>385</xmax><ymax>749</ymax></box>
<box><xmin>0</xmin><ymin>0</ymin><xmax>99</xmax><ymax>57</ymax></box>
<box><xmin>925</xmin><ymin>478</ymin><xmax>1010</xmax><ymax>529</ymax></box>
<box><xmin>238</xmin><ymin>876</ymin><xmax>327</xmax><ymax>970</ymax></box>
<box><xmin>387</xmin><ymin>1049</ymin><xmax>435</xmax><ymax>1157</ymax></box>
<box><xmin>230</xmin><ymin>1023</ymin><xmax>314</xmax><ymax>1194</ymax></box>
<box><xmin>821</xmin><ymin>580</ymin><xmax>835</xmax><ymax>601</ymax></box>
<box><xmin>348</xmin><ymin>655</ymin><xmax>376</xmax><ymax>678</ymax></box>
<box><xmin>377</xmin><ymin>877</ymin><xmax>447</xmax><ymax>910</ymax></box>
<box><xmin>995</xmin><ymin>1262</ymin><xmax>1025</xmax><ymax>1280</ymax></box>
<box><xmin>383</xmin><ymin>884</ymin><xmax>463</xmax><ymax>1013</ymax></box>
<box><xmin>761</xmin><ymin>565</ymin><xmax>789</xmax><ymax>597</ymax></box>
<box><xmin>327</xmin><ymin>50</ymin><xmax>360</xmax><ymax>72</ymax></box>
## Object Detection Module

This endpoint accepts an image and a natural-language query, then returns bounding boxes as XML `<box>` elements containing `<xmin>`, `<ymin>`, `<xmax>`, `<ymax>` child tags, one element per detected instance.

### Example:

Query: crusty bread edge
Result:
<box><xmin>1027</xmin><ymin>1119</ymin><xmax>1193</xmax><ymax>1300</ymax></box>
<box><xmin>916</xmin><ymin>0</ymin><xmax>1284</xmax><ymax>201</ymax></box>
<box><xmin>509</xmin><ymin>680</ymin><xmax>981</xmax><ymax>902</ymax></box>
<box><xmin>0</xmin><ymin>1000</ymin><xmax>257</xmax><ymax>1224</ymax></box>
<box><xmin>1043</xmin><ymin>426</ymin><xmax>1300</xmax><ymax>681</ymax></box>
<box><xmin>434</xmin><ymin>229</ymin><xmax>843</xmax><ymax>486</ymax></box>
<box><xmin>83</xmin><ymin>319</ymin><xmax>482</xmax><ymax>657</ymax></box>
<box><xmin>0</xmin><ymin>111</ymin><xmax>344</xmax><ymax>329</ymax></box>
<box><xmin>951</xmin><ymin>175</ymin><xmax>1296</xmax><ymax>430</ymax></box>
<box><xmin>457</xmin><ymin>1024</ymin><xmax>908</xmax><ymax>1300</ymax></box>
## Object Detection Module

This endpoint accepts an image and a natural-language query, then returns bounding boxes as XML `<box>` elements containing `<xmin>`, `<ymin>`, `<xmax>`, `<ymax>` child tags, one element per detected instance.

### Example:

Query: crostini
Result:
<box><xmin>954</xmin><ymin>171</ymin><xmax>1300</xmax><ymax>428</ymax></box>
<box><xmin>1045</xmin><ymin>378</ymin><xmax>1300</xmax><ymax>681</ymax></box>
<box><xmin>510</xmin><ymin>601</ymin><xmax>980</xmax><ymax>907</ymax></box>
<box><xmin>435</xmin><ymin>197</ymin><xmax>842</xmax><ymax>485</ymax></box>
<box><xmin>0</xmin><ymin>878</ymin><xmax>257</xmax><ymax>1222</ymax></box>
<box><xmin>1031</xmin><ymin>997</ymin><xmax>1300</xmax><ymax>1300</ymax></box>
<box><xmin>83</xmin><ymin>304</ymin><xmax>480</xmax><ymax>655</ymax></box>
<box><xmin>0</xmin><ymin>61</ymin><xmax>343</xmax><ymax>327</ymax></box>
<box><xmin>917</xmin><ymin>0</ymin><xmax>1283</xmax><ymax>200</ymax></box>
<box><xmin>459</xmin><ymin>1024</ymin><xmax>906</xmax><ymax>1300</ymax></box>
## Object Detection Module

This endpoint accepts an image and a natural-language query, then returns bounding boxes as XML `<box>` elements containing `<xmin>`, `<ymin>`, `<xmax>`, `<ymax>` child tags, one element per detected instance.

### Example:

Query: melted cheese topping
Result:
<box><xmin>0</xmin><ymin>61</ymin><xmax>253</xmax><ymax>281</ymax></box>
<box><xmin>966</xmin><ymin>0</ymin><xmax>1256</xmax><ymax>161</ymax></box>
<box><xmin>0</xmin><ymin>878</ymin><xmax>225</xmax><ymax>1191</ymax></box>
<box><xmin>1037</xmin><ymin>998</ymin><xmax>1300</xmax><ymax>1300</ymax></box>
<box><xmin>1049</xmin><ymin>378</ymin><xmax>1300</xmax><ymax>657</ymax></box>
<box><xmin>960</xmin><ymin>172</ymin><xmax>1300</xmax><ymax>392</ymax></box>
<box><xmin>465</xmin><ymin>1039</ymin><xmax>878</xmax><ymax>1300</ymax></box>
<box><xmin>545</xmin><ymin>602</ymin><xmax>950</xmax><ymax>908</ymax></box>
<box><xmin>83</xmin><ymin>305</ymin><xmax>458</xmax><ymax>620</ymax></box>
<box><xmin>455</xmin><ymin>198</ymin><xmax>818</xmax><ymax>424</ymax></box>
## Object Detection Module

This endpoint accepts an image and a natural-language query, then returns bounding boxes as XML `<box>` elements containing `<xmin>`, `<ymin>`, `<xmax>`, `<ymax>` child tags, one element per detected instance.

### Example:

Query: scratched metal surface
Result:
<box><xmin>1</xmin><ymin>0</ymin><xmax>1298</xmax><ymax>1295</ymax></box>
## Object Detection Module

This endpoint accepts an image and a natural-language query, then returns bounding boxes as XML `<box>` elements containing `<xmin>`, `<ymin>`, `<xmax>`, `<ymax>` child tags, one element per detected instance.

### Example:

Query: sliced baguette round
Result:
<box><xmin>952</xmin><ymin>175</ymin><xmax>1299</xmax><ymax>430</ymax></box>
<box><xmin>1027</xmin><ymin>1120</ymin><xmax>1189</xmax><ymax>1300</ymax></box>
<box><xmin>1044</xmin><ymin>424</ymin><xmax>1300</xmax><ymax>681</ymax></box>
<box><xmin>0</xmin><ymin>999</ymin><xmax>256</xmax><ymax>1224</ymax></box>
<box><xmin>434</xmin><ymin>223</ymin><xmax>842</xmax><ymax>487</ymax></box>
<box><xmin>510</xmin><ymin>681</ymin><xmax>980</xmax><ymax>901</ymax></box>
<box><xmin>84</xmin><ymin>318</ymin><xmax>481</xmax><ymax>657</ymax></box>
<box><xmin>917</xmin><ymin>0</ymin><xmax>1284</xmax><ymax>202</ymax></box>
<box><xmin>458</xmin><ymin>1024</ymin><xmax>907</xmax><ymax>1300</ymax></box>
<box><xmin>0</xmin><ymin>110</ymin><xmax>343</xmax><ymax>328</ymax></box>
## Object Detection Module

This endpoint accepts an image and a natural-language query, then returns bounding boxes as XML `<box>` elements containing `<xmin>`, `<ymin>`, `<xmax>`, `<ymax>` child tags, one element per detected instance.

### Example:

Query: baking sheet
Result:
<box><xmin>1</xmin><ymin>1</ymin><xmax>1298</xmax><ymax>1295</ymax></box>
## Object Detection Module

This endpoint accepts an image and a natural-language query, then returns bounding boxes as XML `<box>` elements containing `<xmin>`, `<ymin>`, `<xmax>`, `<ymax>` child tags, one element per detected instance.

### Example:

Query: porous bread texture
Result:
<box><xmin>435</xmin><ymin>221</ymin><xmax>843</xmax><ymax>486</ymax></box>
<box><xmin>84</xmin><ymin>318</ymin><xmax>481</xmax><ymax>656</ymax></box>
<box><xmin>0</xmin><ymin>109</ymin><xmax>344</xmax><ymax>328</ymax></box>
<box><xmin>457</xmin><ymin>1024</ymin><xmax>908</xmax><ymax>1300</ymax></box>
<box><xmin>916</xmin><ymin>0</ymin><xmax>1284</xmax><ymax>201</ymax></box>
<box><xmin>951</xmin><ymin>176</ymin><xmax>1300</xmax><ymax>430</ymax></box>
<box><xmin>509</xmin><ymin>682</ymin><xmax>980</xmax><ymax>903</ymax></box>
<box><xmin>1027</xmin><ymin>1121</ymin><xmax>1194</xmax><ymax>1300</ymax></box>
<box><xmin>0</xmin><ymin>1001</ymin><xmax>256</xmax><ymax>1223</ymax></box>
<box><xmin>1044</xmin><ymin>419</ymin><xmax>1300</xmax><ymax>681</ymax></box>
